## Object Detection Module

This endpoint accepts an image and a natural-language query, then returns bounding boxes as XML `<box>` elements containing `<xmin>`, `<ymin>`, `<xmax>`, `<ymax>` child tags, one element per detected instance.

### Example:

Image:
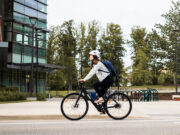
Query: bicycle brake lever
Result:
<box><xmin>78</xmin><ymin>81</ymin><xmax>83</xmax><ymax>89</ymax></box>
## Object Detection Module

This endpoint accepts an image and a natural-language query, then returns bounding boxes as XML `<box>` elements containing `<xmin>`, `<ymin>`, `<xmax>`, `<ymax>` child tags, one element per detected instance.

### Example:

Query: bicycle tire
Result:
<box><xmin>105</xmin><ymin>92</ymin><xmax>132</xmax><ymax>120</ymax></box>
<box><xmin>61</xmin><ymin>93</ymin><xmax>89</xmax><ymax>120</ymax></box>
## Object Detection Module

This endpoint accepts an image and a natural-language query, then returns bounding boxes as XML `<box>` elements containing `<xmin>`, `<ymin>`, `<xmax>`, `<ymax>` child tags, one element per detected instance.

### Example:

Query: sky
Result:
<box><xmin>47</xmin><ymin>0</ymin><xmax>176</xmax><ymax>67</ymax></box>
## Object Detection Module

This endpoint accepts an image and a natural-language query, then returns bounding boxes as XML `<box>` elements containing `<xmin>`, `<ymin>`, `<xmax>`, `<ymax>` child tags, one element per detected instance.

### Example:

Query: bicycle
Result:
<box><xmin>60</xmin><ymin>83</ymin><xmax>132</xmax><ymax>120</ymax></box>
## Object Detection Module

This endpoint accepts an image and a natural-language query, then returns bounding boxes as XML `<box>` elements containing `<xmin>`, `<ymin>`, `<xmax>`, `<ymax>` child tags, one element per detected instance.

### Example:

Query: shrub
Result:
<box><xmin>0</xmin><ymin>84</ymin><xmax>6</xmax><ymax>92</ymax></box>
<box><xmin>18</xmin><ymin>92</ymin><xmax>27</xmax><ymax>100</ymax></box>
<box><xmin>0</xmin><ymin>91</ymin><xmax>27</xmax><ymax>102</ymax></box>
<box><xmin>6</xmin><ymin>87</ymin><xmax>19</xmax><ymax>92</ymax></box>
<box><xmin>36</xmin><ymin>93</ymin><xmax>46</xmax><ymax>101</ymax></box>
<box><xmin>27</xmin><ymin>92</ymin><xmax>36</xmax><ymax>97</ymax></box>
<box><xmin>158</xmin><ymin>72</ymin><xmax>173</xmax><ymax>85</ymax></box>
<box><xmin>0</xmin><ymin>95</ymin><xmax>8</xmax><ymax>101</ymax></box>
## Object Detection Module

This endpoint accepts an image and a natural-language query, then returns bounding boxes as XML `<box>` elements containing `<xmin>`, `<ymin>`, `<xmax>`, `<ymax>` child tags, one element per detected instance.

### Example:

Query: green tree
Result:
<box><xmin>146</xmin><ymin>30</ymin><xmax>169</xmax><ymax>85</ymax></box>
<box><xmin>156</xmin><ymin>1</ymin><xmax>180</xmax><ymax>84</ymax></box>
<box><xmin>129</xmin><ymin>26</ymin><xmax>152</xmax><ymax>86</ymax></box>
<box><xmin>99</xmin><ymin>23</ymin><xmax>125</xmax><ymax>86</ymax></box>
<box><xmin>46</xmin><ymin>26</ymin><xmax>66</xmax><ymax>90</ymax></box>
<box><xmin>158</xmin><ymin>71</ymin><xmax>174</xmax><ymax>85</ymax></box>
<box><xmin>57</xmin><ymin>20</ymin><xmax>78</xmax><ymax>90</ymax></box>
<box><xmin>46</xmin><ymin>26</ymin><xmax>57</xmax><ymax>65</ymax></box>
<box><xmin>81</xmin><ymin>20</ymin><xmax>100</xmax><ymax>87</ymax></box>
<box><xmin>75</xmin><ymin>22</ymin><xmax>86</xmax><ymax>79</ymax></box>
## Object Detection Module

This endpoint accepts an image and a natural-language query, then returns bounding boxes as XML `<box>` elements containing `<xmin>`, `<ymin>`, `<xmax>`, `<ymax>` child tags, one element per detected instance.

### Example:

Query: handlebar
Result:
<box><xmin>78</xmin><ymin>81</ymin><xmax>85</xmax><ymax>89</ymax></box>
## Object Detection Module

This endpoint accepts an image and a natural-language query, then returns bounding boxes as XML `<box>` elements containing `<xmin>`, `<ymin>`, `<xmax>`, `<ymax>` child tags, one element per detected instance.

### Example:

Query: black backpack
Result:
<box><xmin>99</xmin><ymin>60</ymin><xmax>117</xmax><ymax>77</ymax></box>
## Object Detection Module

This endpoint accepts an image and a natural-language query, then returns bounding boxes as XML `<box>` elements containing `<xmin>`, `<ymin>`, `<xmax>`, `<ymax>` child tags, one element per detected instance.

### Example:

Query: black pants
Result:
<box><xmin>93</xmin><ymin>75</ymin><xmax>114</xmax><ymax>97</ymax></box>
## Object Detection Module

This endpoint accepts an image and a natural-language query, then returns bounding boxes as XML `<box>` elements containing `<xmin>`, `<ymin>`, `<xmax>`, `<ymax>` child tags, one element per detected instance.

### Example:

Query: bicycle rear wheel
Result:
<box><xmin>105</xmin><ymin>92</ymin><xmax>132</xmax><ymax>120</ymax></box>
<box><xmin>61</xmin><ymin>93</ymin><xmax>89</xmax><ymax>120</ymax></box>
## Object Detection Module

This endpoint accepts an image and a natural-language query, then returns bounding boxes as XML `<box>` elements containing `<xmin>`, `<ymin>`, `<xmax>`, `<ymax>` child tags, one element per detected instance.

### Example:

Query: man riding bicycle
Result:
<box><xmin>79</xmin><ymin>50</ymin><xmax>114</xmax><ymax>104</ymax></box>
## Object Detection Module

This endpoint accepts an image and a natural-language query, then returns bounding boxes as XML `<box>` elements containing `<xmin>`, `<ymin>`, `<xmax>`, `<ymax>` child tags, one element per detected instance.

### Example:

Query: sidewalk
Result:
<box><xmin>0</xmin><ymin>99</ymin><xmax>180</xmax><ymax>120</ymax></box>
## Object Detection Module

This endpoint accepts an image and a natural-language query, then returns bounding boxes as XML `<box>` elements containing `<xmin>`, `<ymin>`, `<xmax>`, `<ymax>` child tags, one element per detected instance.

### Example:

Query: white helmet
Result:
<box><xmin>89</xmin><ymin>50</ymin><xmax>100</xmax><ymax>59</ymax></box>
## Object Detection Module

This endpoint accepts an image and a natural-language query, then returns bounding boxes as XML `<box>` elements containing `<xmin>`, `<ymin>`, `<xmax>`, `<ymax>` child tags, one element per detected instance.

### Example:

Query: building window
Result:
<box><xmin>37</xmin><ymin>30</ymin><xmax>46</xmax><ymax>40</ymax></box>
<box><xmin>9</xmin><ymin>70</ymin><xmax>12</xmax><ymax>86</ymax></box>
<box><xmin>14</xmin><ymin>2</ymin><xmax>25</xmax><ymax>13</ymax></box>
<box><xmin>24</xmin><ymin>35</ymin><xmax>32</xmax><ymax>45</ymax></box>
<box><xmin>38</xmin><ymin>40</ymin><xmax>46</xmax><ymax>48</ymax></box>
<box><xmin>24</xmin><ymin>26</ymin><xmax>32</xmax><ymax>35</ymax></box>
<box><xmin>38</xmin><ymin>3</ymin><xmax>47</xmax><ymax>12</ymax></box>
<box><xmin>15</xmin><ymin>0</ymin><xmax>25</xmax><ymax>4</ymax></box>
<box><xmin>24</xmin><ymin>16</ymin><xmax>31</xmax><ymax>24</ymax></box>
<box><xmin>13</xmin><ymin>33</ymin><xmax>23</xmax><ymax>43</ymax></box>
<box><xmin>25</xmin><ymin>0</ymin><xmax>38</xmax><ymax>9</ymax></box>
<box><xmin>38</xmin><ymin>48</ymin><xmax>46</xmax><ymax>58</ymax></box>
<box><xmin>23</xmin><ymin>55</ymin><xmax>32</xmax><ymax>63</ymax></box>
<box><xmin>13</xmin><ymin>53</ymin><xmax>21</xmax><ymax>63</ymax></box>
<box><xmin>14</xmin><ymin>12</ymin><xmax>25</xmax><ymax>22</ymax></box>
<box><xmin>37</xmin><ymin>0</ymin><xmax>47</xmax><ymax>4</ymax></box>
<box><xmin>13</xmin><ymin>43</ymin><xmax>21</xmax><ymax>54</ymax></box>
<box><xmin>12</xmin><ymin>70</ymin><xmax>20</xmax><ymax>84</ymax></box>
<box><xmin>38</xmin><ymin>12</ymin><xmax>47</xmax><ymax>22</ymax></box>
<box><xmin>24</xmin><ymin>46</ymin><xmax>32</xmax><ymax>56</ymax></box>
<box><xmin>38</xmin><ymin>58</ymin><xmax>46</xmax><ymax>63</ymax></box>
<box><xmin>13</xmin><ymin>23</ymin><xmax>23</xmax><ymax>33</ymax></box>
<box><xmin>37</xmin><ymin>21</ymin><xmax>46</xmax><ymax>29</ymax></box>
<box><xmin>25</xmin><ymin>6</ymin><xmax>38</xmax><ymax>18</ymax></box>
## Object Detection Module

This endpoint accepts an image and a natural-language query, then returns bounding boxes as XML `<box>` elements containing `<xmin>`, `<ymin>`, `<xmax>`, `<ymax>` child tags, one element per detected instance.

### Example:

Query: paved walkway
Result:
<box><xmin>1</xmin><ymin>118</ymin><xmax>180</xmax><ymax>135</ymax></box>
<box><xmin>0</xmin><ymin>99</ymin><xmax>180</xmax><ymax>119</ymax></box>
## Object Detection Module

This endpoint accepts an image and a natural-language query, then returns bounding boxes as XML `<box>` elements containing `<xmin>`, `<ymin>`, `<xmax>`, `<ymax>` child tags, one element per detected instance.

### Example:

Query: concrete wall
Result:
<box><xmin>0</xmin><ymin>17</ymin><xmax>2</xmax><ymax>42</ymax></box>
<box><xmin>0</xmin><ymin>0</ymin><xmax>5</xmax><ymax>41</ymax></box>
<box><xmin>0</xmin><ymin>0</ymin><xmax>4</xmax><ymax>16</ymax></box>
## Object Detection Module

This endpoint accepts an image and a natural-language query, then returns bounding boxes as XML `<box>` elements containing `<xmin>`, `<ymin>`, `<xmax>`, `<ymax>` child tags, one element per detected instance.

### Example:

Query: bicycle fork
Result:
<box><xmin>74</xmin><ymin>90</ymin><xmax>83</xmax><ymax>108</ymax></box>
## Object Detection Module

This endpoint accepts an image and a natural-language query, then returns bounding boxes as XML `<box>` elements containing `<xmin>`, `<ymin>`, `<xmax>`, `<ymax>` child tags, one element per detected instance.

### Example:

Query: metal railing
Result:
<box><xmin>46</xmin><ymin>88</ymin><xmax>159</xmax><ymax>102</ymax></box>
<box><xmin>109</xmin><ymin>88</ymin><xmax>159</xmax><ymax>102</ymax></box>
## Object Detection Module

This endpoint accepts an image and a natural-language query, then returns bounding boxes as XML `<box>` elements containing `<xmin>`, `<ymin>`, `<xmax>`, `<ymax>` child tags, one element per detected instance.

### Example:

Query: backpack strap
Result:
<box><xmin>98</xmin><ymin>69</ymin><xmax>109</xmax><ymax>73</ymax></box>
<box><xmin>98</xmin><ymin>61</ymin><xmax>110</xmax><ymax>74</ymax></box>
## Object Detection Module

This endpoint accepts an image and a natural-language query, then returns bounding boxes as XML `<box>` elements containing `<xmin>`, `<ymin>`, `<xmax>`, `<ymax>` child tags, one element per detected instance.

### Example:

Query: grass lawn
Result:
<box><xmin>46</xmin><ymin>85</ymin><xmax>177</xmax><ymax>96</ymax></box>
<box><xmin>112</xmin><ymin>85</ymin><xmax>176</xmax><ymax>90</ymax></box>
<box><xmin>46</xmin><ymin>90</ymin><xmax>76</xmax><ymax>97</ymax></box>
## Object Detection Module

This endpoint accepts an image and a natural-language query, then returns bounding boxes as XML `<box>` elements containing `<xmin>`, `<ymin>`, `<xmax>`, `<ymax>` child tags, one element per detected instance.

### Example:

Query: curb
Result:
<box><xmin>0</xmin><ymin>115</ymin><xmax>150</xmax><ymax>120</ymax></box>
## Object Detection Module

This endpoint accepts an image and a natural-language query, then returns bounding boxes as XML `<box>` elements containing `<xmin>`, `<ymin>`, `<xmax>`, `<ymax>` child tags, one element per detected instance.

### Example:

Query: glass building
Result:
<box><xmin>0</xmin><ymin>0</ymin><xmax>63</xmax><ymax>94</ymax></box>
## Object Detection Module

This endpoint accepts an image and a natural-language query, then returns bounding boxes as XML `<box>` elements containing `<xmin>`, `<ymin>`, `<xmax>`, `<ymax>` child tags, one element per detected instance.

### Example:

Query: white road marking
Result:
<box><xmin>0</xmin><ymin>118</ymin><xmax>180</xmax><ymax>125</ymax></box>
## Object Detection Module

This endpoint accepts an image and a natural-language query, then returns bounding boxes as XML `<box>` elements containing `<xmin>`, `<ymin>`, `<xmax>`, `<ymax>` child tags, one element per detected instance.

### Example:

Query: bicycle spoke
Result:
<box><xmin>105</xmin><ymin>93</ymin><xmax>132</xmax><ymax>120</ymax></box>
<box><xmin>61</xmin><ymin>93</ymin><xmax>89</xmax><ymax>120</ymax></box>
<box><xmin>106</xmin><ymin>105</ymin><xmax>116</xmax><ymax>109</ymax></box>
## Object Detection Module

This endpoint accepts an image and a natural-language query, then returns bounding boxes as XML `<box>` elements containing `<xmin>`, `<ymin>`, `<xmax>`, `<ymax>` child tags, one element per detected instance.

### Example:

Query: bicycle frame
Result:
<box><xmin>75</xmin><ymin>86</ymin><xmax>105</xmax><ymax>113</ymax></box>
<box><xmin>61</xmin><ymin>84</ymin><xmax>132</xmax><ymax>120</ymax></box>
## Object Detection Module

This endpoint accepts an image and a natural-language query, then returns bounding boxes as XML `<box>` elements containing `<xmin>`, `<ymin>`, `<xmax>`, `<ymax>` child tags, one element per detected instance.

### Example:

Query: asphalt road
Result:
<box><xmin>0</xmin><ymin>115</ymin><xmax>180</xmax><ymax>135</ymax></box>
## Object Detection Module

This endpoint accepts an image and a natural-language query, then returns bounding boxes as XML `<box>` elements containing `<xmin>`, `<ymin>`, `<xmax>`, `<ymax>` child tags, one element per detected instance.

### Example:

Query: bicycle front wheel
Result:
<box><xmin>105</xmin><ymin>92</ymin><xmax>132</xmax><ymax>120</ymax></box>
<box><xmin>61</xmin><ymin>93</ymin><xmax>89</xmax><ymax>120</ymax></box>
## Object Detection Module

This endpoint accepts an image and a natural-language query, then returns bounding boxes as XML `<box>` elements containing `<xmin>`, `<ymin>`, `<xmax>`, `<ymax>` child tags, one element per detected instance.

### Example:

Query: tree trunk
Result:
<box><xmin>68</xmin><ymin>83</ymin><xmax>72</xmax><ymax>91</ymax></box>
<box><xmin>68</xmin><ymin>75</ymin><xmax>72</xmax><ymax>91</ymax></box>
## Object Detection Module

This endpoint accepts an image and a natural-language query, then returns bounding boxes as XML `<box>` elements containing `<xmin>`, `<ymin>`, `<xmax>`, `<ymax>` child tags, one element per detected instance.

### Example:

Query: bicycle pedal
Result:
<box><xmin>100</xmin><ymin>110</ymin><xmax>106</xmax><ymax>114</ymax></box>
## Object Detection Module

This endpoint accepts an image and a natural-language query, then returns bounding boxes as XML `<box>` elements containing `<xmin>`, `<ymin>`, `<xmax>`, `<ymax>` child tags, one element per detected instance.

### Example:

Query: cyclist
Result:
<box><xmin>78</xmin><ymin>50</ymin><xmax>114</xmax><ymax>104</ymax></box>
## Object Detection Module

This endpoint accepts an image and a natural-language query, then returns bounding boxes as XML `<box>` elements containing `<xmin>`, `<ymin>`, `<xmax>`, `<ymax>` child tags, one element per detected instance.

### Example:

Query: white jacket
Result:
<box><xmin>83</xmin><ymin>61</ymin><xmax>110</xmax><ymax>82</ymax></box>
